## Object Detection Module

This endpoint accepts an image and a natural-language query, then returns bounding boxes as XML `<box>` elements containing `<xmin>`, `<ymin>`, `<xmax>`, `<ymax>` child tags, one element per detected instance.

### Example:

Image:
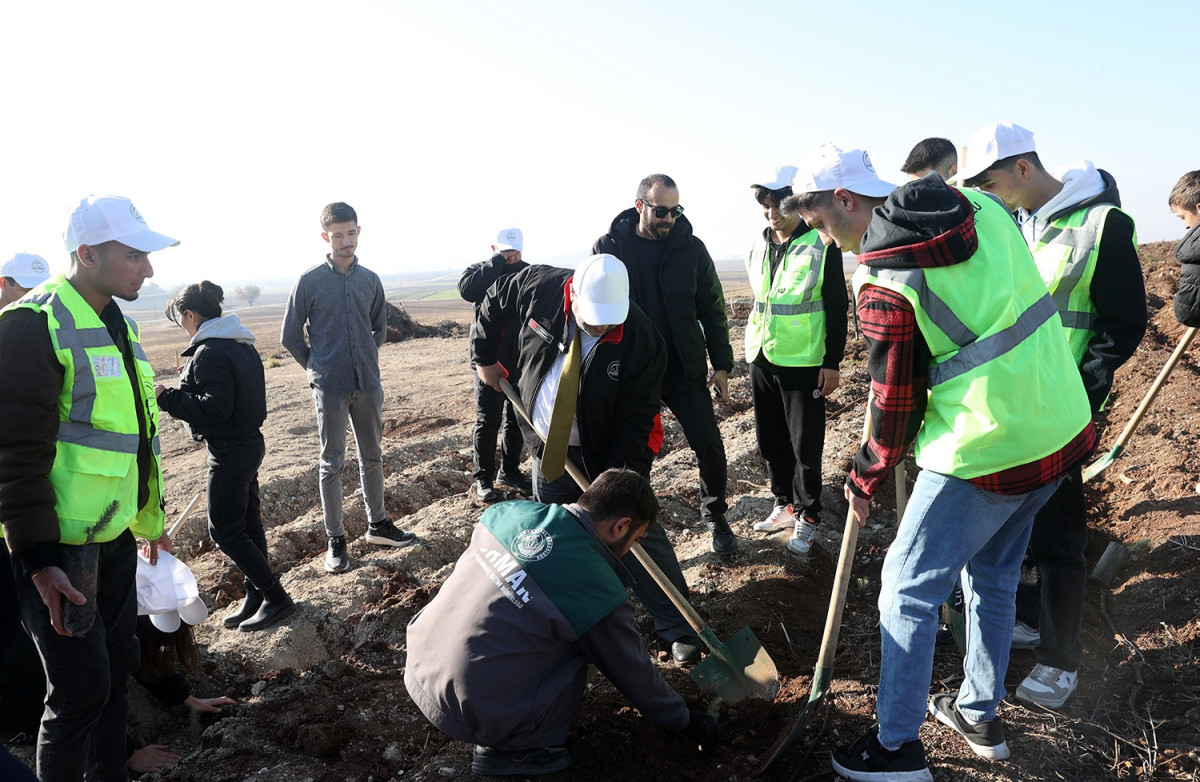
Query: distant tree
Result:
<box><xmin>234</xmin><ymin>285</ymin><xmax>261</xmax><ymax>306</ymax></box>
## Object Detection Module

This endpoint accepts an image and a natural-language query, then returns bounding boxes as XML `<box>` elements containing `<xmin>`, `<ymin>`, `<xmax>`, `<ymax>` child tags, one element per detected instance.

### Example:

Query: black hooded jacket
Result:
<box><xmin>1175</xmin><ymin>224</ymin><xmax>1200</xmax><ymax>327</ymax></box>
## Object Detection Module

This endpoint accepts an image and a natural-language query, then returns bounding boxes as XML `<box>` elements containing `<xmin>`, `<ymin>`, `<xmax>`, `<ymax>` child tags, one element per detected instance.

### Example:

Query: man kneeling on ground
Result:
<box><xmin>403</xmin><ymin>468</ymin><xmax>718</xmax><ymax>776</ymax></box>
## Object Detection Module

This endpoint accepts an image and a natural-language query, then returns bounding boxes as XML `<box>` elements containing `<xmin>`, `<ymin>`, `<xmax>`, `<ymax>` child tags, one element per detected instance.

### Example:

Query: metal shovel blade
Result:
<box><xmin>690</xmin><ymin>625</ymin><xmax>779</xmax><ymax>703</ymax></box>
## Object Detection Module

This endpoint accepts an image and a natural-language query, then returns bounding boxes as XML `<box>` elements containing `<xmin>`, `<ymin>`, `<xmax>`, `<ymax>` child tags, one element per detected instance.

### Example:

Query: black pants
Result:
<box><xmin>472</xmin><ymin>375</ymin><xmax>525</xmax><ymax>481</ymax></box>
<box><xmin>749</xmin><ymin>362</ymin><xmax>826</xmax><ymax>514</ymax></box>
<box><xmin>1015</xmin><ymin>465</ymin><xmax>1087</xmax><ymax>671</ymax></box>
<box><xmin>16</xmin><ymin>530</ymin><xmax>138</xmax><ymax>782</ymax></box>
<box><xmin>207</xmin><ymin>435</ymin><xmax>276</xmax><ymax>591</ymax></box>
<box><xmin>661</xmin><ymin>377</ymin><xmax>728</xmax><ymax>522</ymax></box>
<box><xmin>533</xmin><ymin>447</ymin><xmax>694</xmax><ymax>643</ymax></box>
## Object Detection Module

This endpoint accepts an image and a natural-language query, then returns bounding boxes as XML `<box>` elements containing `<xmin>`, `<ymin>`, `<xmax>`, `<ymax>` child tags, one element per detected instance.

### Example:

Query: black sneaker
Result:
<box><xmin>470</xmin><ymin>745</ymin><xmax>571</xmax><ymax>776</ymax></box>
<box><xmin>365</xmin><ymin>520</ymin><xmax>416</xmax><ymax>548</ymax></box>
<box><xmin>324</xmin><ymin>535</ymin><xmax>350</xmax><ymax>573</ymax></box>
<box><xmin>928</xmin><ymin>692</ymin><xmax>1010</xmax><ymax>760</ymax></box>
<box><xmin>830</xmin><ymin>728</ymin><xmax>932</xmax><ymax>782</ymax></box>
<box><xmin>710</xmin><ymin>516</ymin><xmax>738</xmax><ymax>553</ymax></box>
<box><xmin>495</xmin><ymin>471</ymin><xmax>533</xmax><ymax>495</ymax></box>
<box><xmin>475</xmin><ymin>478</ymin><xmax>499</xmax><ymax>503</ymax></box>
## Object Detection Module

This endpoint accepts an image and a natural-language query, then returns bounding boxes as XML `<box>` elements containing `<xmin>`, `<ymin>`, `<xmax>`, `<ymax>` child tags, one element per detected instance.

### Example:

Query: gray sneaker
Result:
<box><xmin>324</xmin><ymin>535</ymin><xmax>350</xmax><ymax>573</ymax></box>
<box><xmin>1016</xmin><ymin>664</ymin><xmax>1078</xmax><ymax>709</ymax></box>
<box><xmin>786</xmin><ymin>515</ymin><xmax>819</xmax><ymax>556</ymax></box>
<box><xmin>1011</xmin><ymin>620</ymin><xmax>1040</xmax><ymax>650</ymax></box>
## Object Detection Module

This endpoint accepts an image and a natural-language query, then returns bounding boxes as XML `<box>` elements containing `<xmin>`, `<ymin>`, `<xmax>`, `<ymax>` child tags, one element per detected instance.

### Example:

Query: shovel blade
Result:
<box><xmin>689</xmin><ymin>626</ymin><xmax>779</xmax><ymax>703</ymax></box>
<box><xmin>1081</xmin><ymin>448</ymin><xmax>1118</xmax><ymax>483</ymax></box>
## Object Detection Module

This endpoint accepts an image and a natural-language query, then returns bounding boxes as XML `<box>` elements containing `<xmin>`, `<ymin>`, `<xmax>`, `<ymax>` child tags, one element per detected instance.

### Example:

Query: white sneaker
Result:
<box><xmin>753</xmin><ymin>503</ymin><xmax>797</xmax><ymax>533</ymax></box>
<box><xmin>786</xmin><ymin>515</ymin><xmax>819</xmax><ymax>556</ymax></box>
<box><xmin>1011</xmin><ymin>620</ymin><xmax>1040</xmax><ymax>650</ymax></box>
<box><xmin>1016</xmin><ymin>664</ymin><xmax>1077</xmax><ymax>709</ymax></box>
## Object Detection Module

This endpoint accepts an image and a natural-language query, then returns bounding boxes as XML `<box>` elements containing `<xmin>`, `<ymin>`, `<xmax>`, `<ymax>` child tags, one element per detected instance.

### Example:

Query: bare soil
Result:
<box><xmin>40</xmin><ymin>247</ymin><xmax>1200</xmax><ymax>780</ymax></box>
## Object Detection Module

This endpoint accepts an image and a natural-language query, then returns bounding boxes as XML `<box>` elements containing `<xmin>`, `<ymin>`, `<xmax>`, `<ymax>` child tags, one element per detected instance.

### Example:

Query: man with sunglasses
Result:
<box><xmin>593</xmin><ymin>174</ymin><xmax>736</xmax><ymax>580</ymax></box>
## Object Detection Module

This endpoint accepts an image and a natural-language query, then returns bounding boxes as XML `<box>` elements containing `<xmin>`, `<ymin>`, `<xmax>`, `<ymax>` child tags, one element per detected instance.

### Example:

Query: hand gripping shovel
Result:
<box><xmin>497</xmin><ymin>377</ymin><xmax>779</xmax><ymax>703</ymax></box>
<box><xmin>759</xmin><ymin>401</ymin><xmax>873</xmax><ymax>773</ymax></box>
<box><xmin>1083</xmin><ymin>326</ymin><xmax>1197</xmax><ymax>482</ymax></box>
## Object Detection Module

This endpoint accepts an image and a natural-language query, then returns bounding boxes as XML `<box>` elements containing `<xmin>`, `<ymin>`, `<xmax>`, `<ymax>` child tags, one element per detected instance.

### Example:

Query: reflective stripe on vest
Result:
<box><xmin>744</xmin><ymin>230</ymin><xmax>828</xmax><ymax>366</ymax></box>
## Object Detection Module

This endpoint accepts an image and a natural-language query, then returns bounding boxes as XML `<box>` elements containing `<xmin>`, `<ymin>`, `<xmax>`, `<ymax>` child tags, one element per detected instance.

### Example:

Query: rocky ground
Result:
<box><xmin>11</xmin><ymin>245</ymin><xmax>1199</xmax><ymax>781</ymax></box>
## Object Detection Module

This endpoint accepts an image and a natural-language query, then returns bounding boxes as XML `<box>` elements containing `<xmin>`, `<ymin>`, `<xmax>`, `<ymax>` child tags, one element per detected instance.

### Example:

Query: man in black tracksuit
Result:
<box><xmin>593</xmin><ymin>173</ymin><xmax>737</xmax><ymax>558</ymax></box>
<box><xmin>459</xmin><ymin>228</ymin><xmax>532</xmax><ymax>502</ymax></box>
<box><xmin>473</xmin><ymin>257</ymin><xmax>700</xmax><ymax>663</ymax></box>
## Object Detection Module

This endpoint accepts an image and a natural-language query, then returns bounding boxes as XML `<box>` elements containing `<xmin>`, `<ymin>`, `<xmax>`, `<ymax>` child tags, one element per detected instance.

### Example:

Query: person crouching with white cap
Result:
<box><xmin>472</xmin><ymin>254</ymin><xmax>704</xmax><ymax>668</ymax></box>
<box><xmin>0</xmin><ymin>252</ymin><xmax>52</xmax><ymax>308</ymax></box>
<box><xmin>0</xmin><ymin>194</ymin><xmax>178</xmax><ymax>781</ymax></box>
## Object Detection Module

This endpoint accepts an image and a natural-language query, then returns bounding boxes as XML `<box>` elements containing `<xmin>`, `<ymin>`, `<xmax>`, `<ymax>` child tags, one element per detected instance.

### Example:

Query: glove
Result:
<box><xmin>681</xmin><ymin>710</ymin><xmax>719</xmax><ymax>749</ymax></box>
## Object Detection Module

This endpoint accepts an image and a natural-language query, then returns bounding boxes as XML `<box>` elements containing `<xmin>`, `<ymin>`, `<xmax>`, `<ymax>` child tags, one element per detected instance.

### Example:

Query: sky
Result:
<box><xmin>1</xmin><ymin>1</ymin><xmax>1195</xmax><ymax>288</ymax></box>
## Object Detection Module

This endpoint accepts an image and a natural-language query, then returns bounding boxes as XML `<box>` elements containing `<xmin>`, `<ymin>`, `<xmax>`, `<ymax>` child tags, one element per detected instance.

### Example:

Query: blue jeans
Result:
<box><xmin>312</xmin><ymin>385</ymin><xmax>386</xmax><ymax>537</ymax></box>
<box><xmin>875</xmin><ymin>470</ymin><xmax>1063</xmax><ymax>749</ymax></box>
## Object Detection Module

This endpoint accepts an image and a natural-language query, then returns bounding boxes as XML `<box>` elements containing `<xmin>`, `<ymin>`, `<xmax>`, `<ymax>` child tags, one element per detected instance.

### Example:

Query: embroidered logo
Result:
<box><xmin>130</xmin><ymin>203</ymin><xmax>146</xmax><ymax>224</ymax></box>
<box><xmin>512</xmin><ymin>529</ymin><xmax>553</xmax><ymax>562</ymax></box>
<box><xmin>527</xmin><ymin>319</ymin><xmax>554</xmax><ymax>345</ymax></box>
<box><xmin>30</xmin><ymin>258</ymin><xmax>46</xmax><ymax>274</ymax></box>
<box><xmin>862</xmin><ymin>151</ymin><xmax>875</xmax><ymax>173</ymax></box>
<box><xmin>607</xmin><ymin>360</ymin><xmax>620</xmax><ymax>380</ymax></box>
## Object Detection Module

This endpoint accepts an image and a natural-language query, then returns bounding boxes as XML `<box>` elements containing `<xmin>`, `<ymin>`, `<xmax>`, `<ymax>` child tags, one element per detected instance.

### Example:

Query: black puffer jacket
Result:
<box><xmin>1175</xmin><ymin>224</ymin><xmax>1200</xmax><ymax>327</ymax></box>
<box><xmin>593</xmin><ymin>210</ymin><xmax>733</xmax><ymax>384</ymax></box>
<box><xmin>472</xmin><ymin>265</ymin><xmax>666</xmax><ymax>478</ymax></box>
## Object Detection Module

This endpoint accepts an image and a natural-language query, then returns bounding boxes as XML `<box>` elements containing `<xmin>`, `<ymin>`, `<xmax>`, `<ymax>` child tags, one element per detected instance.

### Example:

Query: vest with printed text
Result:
<box><xmin>744</xmin><ymin>228</ymin><xmax>829</xmax><ymax>366</ymax></box>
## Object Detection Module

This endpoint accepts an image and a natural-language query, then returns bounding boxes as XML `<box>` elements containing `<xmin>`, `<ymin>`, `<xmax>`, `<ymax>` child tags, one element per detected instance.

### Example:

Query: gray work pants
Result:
<box><xmin>312</xmin><ymin>385</ymin><xmax>386</xmax><ymax>536</ymax></box>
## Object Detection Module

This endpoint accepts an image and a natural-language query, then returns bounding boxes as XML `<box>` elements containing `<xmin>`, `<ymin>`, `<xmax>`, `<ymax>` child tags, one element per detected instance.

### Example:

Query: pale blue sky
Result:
<box><xmin>1</xmin><ymin>1</ymin><xmax>1193</xmax><ymax>286</ymax></box>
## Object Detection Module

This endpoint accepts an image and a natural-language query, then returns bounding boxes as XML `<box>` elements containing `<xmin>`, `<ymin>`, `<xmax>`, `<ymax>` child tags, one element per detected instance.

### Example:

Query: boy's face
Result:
<box><xmin>1171</xmin><ymin>204</ymin><xmax>1200</xmax><ymax>231</ymax></box>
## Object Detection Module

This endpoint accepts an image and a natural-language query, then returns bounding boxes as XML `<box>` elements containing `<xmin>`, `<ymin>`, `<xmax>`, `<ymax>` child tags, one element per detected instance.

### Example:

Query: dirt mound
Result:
<box><xmin>384</xmin><ymin>301</ymin><xmax>464</xmax><ymax>342</ymax></box>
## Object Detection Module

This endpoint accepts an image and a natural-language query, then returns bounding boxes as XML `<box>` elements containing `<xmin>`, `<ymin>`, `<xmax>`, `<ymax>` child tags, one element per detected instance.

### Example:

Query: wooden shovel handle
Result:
<box><xmin>1107</xmin><ymin>326</ymin><xmax>1197</xmax><ymax>451</ymax></box>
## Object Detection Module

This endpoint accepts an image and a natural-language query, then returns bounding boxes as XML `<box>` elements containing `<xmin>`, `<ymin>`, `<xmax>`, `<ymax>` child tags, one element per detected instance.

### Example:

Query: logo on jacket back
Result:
<box><xmin>511</xmin><ymin>529</ymin><xmax>553</xmax><ymax>562</ymax></box>
<box><xmin>606</xmin><ymin>360</ymin><xmax>620</xmax><ymax>380</ymax></box>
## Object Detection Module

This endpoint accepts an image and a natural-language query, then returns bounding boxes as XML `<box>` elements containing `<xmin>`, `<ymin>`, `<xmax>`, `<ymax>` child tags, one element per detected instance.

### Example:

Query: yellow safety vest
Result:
<box><xmin>852</xmin><ymin>190</ymin><xmax>1091</xmax><ymax>479</ymax></box>
<box><xmin>7</xmin><ymin>275</ymin><xmax>165</xmax><ymax>544</ymax></box>
<box><xmin>744</xmin><ymin>228</ymin><xmax>829</xmax><ymax>366</ymax></box>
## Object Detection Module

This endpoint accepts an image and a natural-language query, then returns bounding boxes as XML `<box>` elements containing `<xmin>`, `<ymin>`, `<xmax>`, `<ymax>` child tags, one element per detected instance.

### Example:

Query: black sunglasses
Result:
<box><xmin>641</xmin><ymin>200</ymin><xmax>684</xmax><ymax>219</ymax></box>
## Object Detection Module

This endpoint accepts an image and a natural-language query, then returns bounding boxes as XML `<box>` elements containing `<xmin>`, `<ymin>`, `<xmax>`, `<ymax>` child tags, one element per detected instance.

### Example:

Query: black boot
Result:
<box><xmin>223</xmin><ymin>585</ymin><xmax>263</xmax><ymax>629</ymax></box>
<box><xmin>238</xmin><ymin>580</ymin><xmax>296</xmax><ymax>632</ymax></box>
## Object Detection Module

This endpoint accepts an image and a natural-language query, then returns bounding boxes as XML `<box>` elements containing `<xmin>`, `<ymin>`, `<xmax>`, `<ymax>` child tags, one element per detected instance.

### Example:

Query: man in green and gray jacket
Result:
<box><xmin>404</xmin><ymin>469</ymin><xmax>717</xmax><ymax>777</ymax></box>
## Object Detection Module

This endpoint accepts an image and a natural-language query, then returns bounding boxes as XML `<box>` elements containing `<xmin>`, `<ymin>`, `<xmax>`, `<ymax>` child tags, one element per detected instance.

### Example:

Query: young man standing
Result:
<box><xmin>0</xmin><ymin>195</ymin><xmax>176</xmax><ymax>780</ymax></box>
<box><xmin>281</xmin><ymin>202</ymin><xmax>415</xmax><ymax>574</ymax></box>
<box><xmin>0</xmin><ymin>252</ymin><xmax>51</xmax><ymax>308</ymax></box>
<box><xmin>744</xmin><ymin>166</ymin><xmax>847</xmax><ymax>555</ymax></box>
<box><xmin>961</xmin><ymin>121</ymin><xmax>1147</xmax><ymax>708</ymax></box>
<box><xmin>789</xmin><ymin>144</ymin><xmax>1095</xmax><ymax>780</ymax></box>
<box><xmin>593</xmin><ymin>174</ymin><xmax>736</xmax><ymax>554</ymax></box>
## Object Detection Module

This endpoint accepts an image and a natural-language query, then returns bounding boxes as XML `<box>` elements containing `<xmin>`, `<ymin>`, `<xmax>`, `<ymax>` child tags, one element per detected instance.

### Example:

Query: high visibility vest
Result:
<box><xmin>6</xmin><ymin>275</ymin><xmax>165</xmax><ymax>544</ymax></box>
<box><xmin>744</xmin><ymin>228</ymin><xmax>828</xmax><ymax>366</ymax></box>
<box><xmin>852</xmin><ymin>189</ymin><xmax>1091</xmax><ymax>479</ymax></box>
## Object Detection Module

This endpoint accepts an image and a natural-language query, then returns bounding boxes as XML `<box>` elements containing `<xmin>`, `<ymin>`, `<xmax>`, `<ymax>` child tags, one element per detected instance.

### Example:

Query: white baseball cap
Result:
<box><xmin>572</xmin><ymin>253</ymin><xmax>629</xmax><ymax>326</ymax></box>
<box><xmin>752</xmin><ymin>164</ymin><xmax>799</xmax><ymax>191</ymax></box>
<box><xmin>793</xmin><ymin>143</ymin><xmax>897</xmax><ymax>198</ymax></box>
<box><xmin>64</xmin><ymin>195</ymin><xmax>180</xmax><ymax>254</ymax></box>
<box><xmin>136</xmin><ymin>549</ymin><xmax>209</xmax><ymax>633</ymax></box>
<box><xmin>494</xmin><ymin>227</ymin><xmax>523</xmax><ymax>252</ymax></box>
<box><xmin>956</xmin><ymin>122</ymin><xmax>1036</xmax><ymax>184</ymax></box>
<box><xmin>2</xmin><ymin>252</ymin><xmax>51</xmax><ymax>288</ymax></box>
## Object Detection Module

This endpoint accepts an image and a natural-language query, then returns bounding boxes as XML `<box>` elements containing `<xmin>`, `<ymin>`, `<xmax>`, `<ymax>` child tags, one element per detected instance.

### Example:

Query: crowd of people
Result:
<box><xmin>1</xmin><ymin>119</ymin><xmax>1198</xmax><ymax>780</ymax></box>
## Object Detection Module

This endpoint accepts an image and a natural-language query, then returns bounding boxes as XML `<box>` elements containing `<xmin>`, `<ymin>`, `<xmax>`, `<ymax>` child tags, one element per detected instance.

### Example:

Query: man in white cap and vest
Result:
<box><xmin>744</xmin><ymin>165</ymin><xmax>847</xmax><ymax>556</ymax></box>
<box><xmin>0</xmin><ymin>195</ymin><xmax>177</xmax><ymax>781</ymax></box>
<box><xmin>787</xmin><ymin>144</ymin><xmax>1095</xmax><ymax>780</ymax></box>
<box><xmin>473</xmin><ymin>254</ymin><xmax>703</xmax><ymax>666</ymax></box>
<box><xmin>459</xmin><ymin>228</ymin><xmax>533</xmax><ymax>503</ymax></box>
<box><xmin>960</xmin><ymin>121</ymin><xmax>1146</xmax><ymax>709</ymax></box>
<box><xmin>0</xmin><ymin>252</ymin><xmax>52</xmax><ymax>308</ymax></box>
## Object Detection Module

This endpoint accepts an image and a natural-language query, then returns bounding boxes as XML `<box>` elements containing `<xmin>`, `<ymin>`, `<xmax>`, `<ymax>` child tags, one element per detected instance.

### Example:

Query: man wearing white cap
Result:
<box><xmin>0</xmin><ymin>195</ymin><xmax>177</xmax><ymax>780</ymax></box>
<box><xmin>788</xmin><ymin>145</ymin><xmax>1095</xmax><ymax>780</ymax></box>
<box><xmin>744</xmin><ymin>166</ymin><xmax>847</xmax><ymax>556</ymax></box>
<box><xmin>0</xmin><ymin>252</ymin><xmax>52</xmax><ymax>308</ymax></box>
<box><xmin>960</xmin><ymin>121</ymin><xmax>1146</xmax><ymax>710</ymax></box>
<box><xmin>459</xmin><ymin>228</ymin><xmax>532</xmax><ymax>503</ymax></box>
<box><xmin>473</xmin><ymin>255</ymin><xmax>701</xmax><ymax>665</ymax></box>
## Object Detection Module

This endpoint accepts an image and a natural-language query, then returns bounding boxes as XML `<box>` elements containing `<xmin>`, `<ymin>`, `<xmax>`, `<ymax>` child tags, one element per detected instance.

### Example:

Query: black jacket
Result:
<box><xmin>158</xmin><ymin>316</ymin><xmax>267</xmax><ymax>442</ymax></box>
<box><xmin>593</xmin><ymin>210</ymin><xmax>733</xmax><ymax>384</ymax></box>
<box><xmin>458</xmin><ymin>253</ymin><xmax>529</xmax><ymax>369</ymax></box>
<box><xmin>472</xmin><ymin>265</ymin><xmax>667</xmax><ymax>478</ymax></box>
<box><xmin>1175</xmin><ymin>224</ymin><xmax>1200</xmax><ymax>327</ymax></box>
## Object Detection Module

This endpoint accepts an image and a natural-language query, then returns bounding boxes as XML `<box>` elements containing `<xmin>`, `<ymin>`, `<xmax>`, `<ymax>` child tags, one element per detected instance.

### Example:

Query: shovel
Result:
<box><xmin>1083</xmin><ymin>326</ymin><xmax>1196</xmax><ymax>482</ymax></box>
<box><xmin>759</xmin><ymin>399</ymin><xmax>873</xmax><ymax>772</ymax></box>
<box><xmin>497</xmin><ymin>377</ymin><xmax>779</xmax><ymax>703</ymax></box>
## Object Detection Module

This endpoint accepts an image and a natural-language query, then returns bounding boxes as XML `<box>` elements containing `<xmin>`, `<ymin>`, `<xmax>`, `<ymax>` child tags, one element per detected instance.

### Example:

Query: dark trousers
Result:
<box><xmin>533</xmin><ymin>448</ymin><xmax>694</xmax><ymax>643</ymax></box>
<box><xmin>472</xmin><ymin>375</ymin><xmax>524</xmax><ymax>480</ymax></box>
<box><xmin>1015</xmin><ymin>465</ymin><xmax>1087</xmax><ymax>671</ymax></box>
<box><xmin>15</xmin><ymin>530</ymin><xmax>138</xmax><ymax>782</ymax></box>
<box><xmin>207</xmin><ymin>435</ymin><xmax>275</xmax><ymax>591</ymax></box>
<box><xmin>749</xmin><ymin>362</ymin><xmax>826</xmax><ymax>515</ymax></box>
<box><xmin>661</xmin><ymin>377</ymin><xmax>728</xmax><ymax>522</ymax></box>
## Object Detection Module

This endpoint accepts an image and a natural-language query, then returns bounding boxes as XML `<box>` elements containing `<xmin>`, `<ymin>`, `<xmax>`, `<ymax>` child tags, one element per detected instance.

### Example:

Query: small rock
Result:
<box><xmin>251</xmin><ymin>680</ymin><xmax>267</xmax><ymax>695</ymax></box>
<box><xmin>383</xmin><ymin>742</ymin><xmax>404</xmax><ymax>763</ymax></box>
<box><xmin>438</xmin><ymin>767</ymin><xmax>458</xmax><ymax>777</ymax></box>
